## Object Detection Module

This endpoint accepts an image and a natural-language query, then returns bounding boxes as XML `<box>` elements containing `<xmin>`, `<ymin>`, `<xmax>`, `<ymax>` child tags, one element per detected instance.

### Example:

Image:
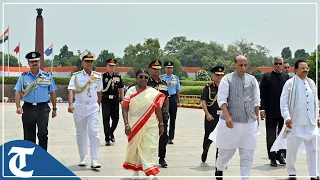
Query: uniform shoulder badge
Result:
<box><xmin>161</xmin><ymin>79</ymin><xmax>167</xmax><ymax>84</ymax></box>
<box><xmin>72</xmin><ymin>71</ymin><xmax>81</xmax><ymax>76</ymax></box>
<box><xmin>93</xmin><ymin>71</ymin><xmax>102</xmax><ymax>75</ymax></box>
<box><xmin>42</xmin><ymin>71</ymin><xmax>50</xmax><ymax>76</ymax></box>
<box><xmin>21</xmin><ymin>72</ymin><xmax>28</xmax><ymax>75</ymax></box>
<box><xmin>205</xmin><ymin>82</ymin><xmax>213</xmax><ymax>87</ymax></box>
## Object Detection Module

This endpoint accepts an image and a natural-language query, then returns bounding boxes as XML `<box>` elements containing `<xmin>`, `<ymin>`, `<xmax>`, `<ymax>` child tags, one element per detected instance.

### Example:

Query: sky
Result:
<box><xmin>0</xmin><ymin>0</ymin><xmax>319</xmax><ymax>66</ymax></box>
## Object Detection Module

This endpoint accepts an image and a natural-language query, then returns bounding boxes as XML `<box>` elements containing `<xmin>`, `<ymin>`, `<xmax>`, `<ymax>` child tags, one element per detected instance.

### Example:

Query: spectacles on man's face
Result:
<box><xmin>84</xmin><ymin>60</ymin><xmax>93</xmax><ymax>63</ymax></box>
<box><xmin>138</xmin><ymin>75</ymin><xmax>149</xmax><ymax>79</ymax></box>
<box><xmin>274</xmin><ymin>63</ymin><xmax>283</xmax><ymax>65</ymax></box>
<box><xmin>284</xmin><ymin>67</ymin><xmax>290</xmax><ymax>69</ymax></box>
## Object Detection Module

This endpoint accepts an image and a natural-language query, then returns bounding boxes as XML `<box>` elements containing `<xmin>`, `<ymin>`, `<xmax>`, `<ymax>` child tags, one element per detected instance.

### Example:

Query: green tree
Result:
<box><xmin>306</xmin><ymin>51</ymin><xmax>319</xmax><ymax>97</ymax></box>
<box><xmin>281</xmin><ymin>47</ymin><xmax>292</xmax><ymax>59</ymax></box>
<box><xmin>164</xmin><ymin>36</ymin><xmax>188</xmax><ymax>56</ymax></box>
<box><xmin>294</xmin><ymin>49</ymin><xmax>309</xmax><ymax>59</ymax></box>
<box><xmin>0</xmin><ymin>51</ymin><xmax>22</xmax><ymax>67</ymax></box>
<box><xmin>95</xmin><ymin>50</ymin><xmax>115</xmax><ymax>67</ymax></box>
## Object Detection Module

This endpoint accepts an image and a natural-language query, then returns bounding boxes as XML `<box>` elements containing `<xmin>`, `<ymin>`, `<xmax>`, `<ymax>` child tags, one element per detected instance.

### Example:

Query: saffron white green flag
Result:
<box><xmin>0</xmin><ymin>28</ymin><xmax>9</xmax><ymax>44</ymax></box>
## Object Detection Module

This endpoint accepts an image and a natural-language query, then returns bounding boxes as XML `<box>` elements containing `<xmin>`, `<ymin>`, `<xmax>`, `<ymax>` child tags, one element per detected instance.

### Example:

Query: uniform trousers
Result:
<box><xmin>203</xmin><ymin>112</ymin><xmax>219</xmax><ymax>159</ymax></box>
<box><xmin>102</xmin><ymin>98</ymin><xmax>120</xmax><ymax>141</ymax></box>
<box><xmin>168</xmin><ymin>95</ymin><xmax>178</xmax><ymax>140</ymax></box>
<box><xmin>73</xmin><ymin>101</ymin><xmax>100</xmax><ymax>160</ymax></box>
<box><xmin>287</xmin><ymin>135</ymin><xmax>319</xmax><ymax>177</ymax></box>
<box><xmin>22</xmin><ymin>102</ymin><xmax>51</xmax><ymax>151</ymax></box>
<box><xmin>158</xmin><ymin>110</ymin><xmax>169</xmax><ymax>159</ymax></box>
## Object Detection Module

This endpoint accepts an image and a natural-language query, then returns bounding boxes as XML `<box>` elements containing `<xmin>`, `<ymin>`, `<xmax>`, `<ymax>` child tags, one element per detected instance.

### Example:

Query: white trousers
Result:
<box><xmin>73</xmin><ymin>101</ymin><xmax>100</xmax><ymax>160</ymax></box>
<box><xmin>287</xmin><ymin>135</ymin><xmax>319</xmax><ymax>177</ymax></box>
<box><xmin>216</xmin><ymin>148</ymin><xmax>254</xmax><ymax>180</ymax></box>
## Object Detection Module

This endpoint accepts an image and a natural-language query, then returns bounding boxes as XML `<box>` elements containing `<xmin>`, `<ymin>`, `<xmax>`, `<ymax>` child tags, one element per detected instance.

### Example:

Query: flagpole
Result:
<box><xmin>18</xmin><ymin>41</ymin><xmax>21</xmax><ymax>75</ymax></box>
<box><xmin>7</xmin><ymin>25</ymin><xmax>9</xmax><ymax>77</ymax></box>
<box><xmin>50</xmin><ymin>43</ymin><xmax>53</xmax><ymax>75</ymax></box>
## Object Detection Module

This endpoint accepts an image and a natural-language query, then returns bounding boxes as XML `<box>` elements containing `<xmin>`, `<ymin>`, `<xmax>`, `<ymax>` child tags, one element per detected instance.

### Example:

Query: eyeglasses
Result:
<box><xmin>284</xmin><ymin>67</ymin><xmax>290</xmax><ymax>69</ymax></box>
<box><xmin>274</xmin><ymin>63</ymin><xmax>282</xmax><ymax>65</ymax></box>
<box><xmin>138</xmin><ymin>75</ymin><xmax>149</xmax><ymax>79</ymax></box>
<box><xmin>84</xmin><ymin>60</ymin><xmax>93</xmax><ymax>63</ymax></box>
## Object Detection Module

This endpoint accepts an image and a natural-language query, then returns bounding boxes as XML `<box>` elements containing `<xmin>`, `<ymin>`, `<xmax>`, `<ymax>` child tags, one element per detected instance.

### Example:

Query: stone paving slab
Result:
<box><xmin>0</xmin><ymin>103</ymin><xmax>315</xmax><ymax>180</ymax></box>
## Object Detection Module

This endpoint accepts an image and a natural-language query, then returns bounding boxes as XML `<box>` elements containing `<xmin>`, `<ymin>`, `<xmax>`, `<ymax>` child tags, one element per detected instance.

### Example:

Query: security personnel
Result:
<box><xmin>200</xmin><ymin>66</ymin><xmax>224</xmax><ymax>163</ymax></box>
<box><xmin>14</xmin><ymin>51</ymin><xmax>57</xmax><ymax>151</ymax></box>
<box><xmin>147</xmin><ymin>60</ymin><xmax>169</xmax><ymax>168</ymax></box>
<box><xmin>67</xmin><ymin>50</ymin><xmax>102</xmax><ymax>169</ymax></box>
<box><xmin>101</xmin><ymin>58</ymin><xmax>124</xmax><ymax>146</ymax></box>
<box><xmin>160</xmin><ymin>61</ymin><xmax>181</xmax><ymax>144</ymax></box>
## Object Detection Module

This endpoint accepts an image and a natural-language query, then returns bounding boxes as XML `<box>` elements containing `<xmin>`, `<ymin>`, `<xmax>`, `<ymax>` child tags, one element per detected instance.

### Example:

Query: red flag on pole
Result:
<box><xmin>13</xmin><ymin>43</ymin><xmax>19</xmax><ymax>54</ymax></box>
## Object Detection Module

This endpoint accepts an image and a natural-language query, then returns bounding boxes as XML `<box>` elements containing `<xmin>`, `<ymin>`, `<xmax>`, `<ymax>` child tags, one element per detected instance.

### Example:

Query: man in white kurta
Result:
<box><xmin>277</xmin><ymin>60</ymin><xmax>319</xmax><ymax>180</ymax></box>
<box><xmin>215</xmin><ymin>55</ymin><xmax>260</xmax><ymax>180</ymax></box>
<box><xmin>67</xmin><ymin>51</ymin><xmax>103</xmax><ymax>169</ymax></box>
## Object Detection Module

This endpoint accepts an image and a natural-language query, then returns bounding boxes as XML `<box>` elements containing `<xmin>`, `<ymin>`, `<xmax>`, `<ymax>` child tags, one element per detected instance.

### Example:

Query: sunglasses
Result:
<box><xmin>274</xmin><ymin>63</ymin><xmax>282</xmax><ymax>65</ymax></box>
<box><xmin>84</xmin><ymin>60</ymin><xmax>93</xmax><ymax>63</ymax></box>
<box><xmin>138</xmin><ymin>75</ymin><xmax>149</xmax><ymax>79</ymax></box>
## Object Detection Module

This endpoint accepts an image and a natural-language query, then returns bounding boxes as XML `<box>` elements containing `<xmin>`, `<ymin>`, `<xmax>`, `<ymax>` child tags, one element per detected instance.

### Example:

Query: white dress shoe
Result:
<box><xmin>78</xmin><ymin>158</ymin><xmax>86</xmax><ymax>166</ymax></box>
<box><xmin>91</xmin><ymin>160</ymin><xmax>101</xmax><ymax>168</ymax></box>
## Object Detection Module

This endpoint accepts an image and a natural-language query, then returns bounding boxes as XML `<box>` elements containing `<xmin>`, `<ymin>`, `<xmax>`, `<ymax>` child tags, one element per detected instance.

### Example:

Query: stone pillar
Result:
<box><xmin>35</xmin><ymin>8</ymin><xmax>44</xmax><ymax>70</ymax></box>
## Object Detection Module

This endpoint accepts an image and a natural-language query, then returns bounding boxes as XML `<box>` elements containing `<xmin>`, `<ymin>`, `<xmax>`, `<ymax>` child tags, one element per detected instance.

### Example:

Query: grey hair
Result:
<box><xmin>272</xmin><ymin>56</ymin><xmax>283</xmax><ymax>64</ymax></box>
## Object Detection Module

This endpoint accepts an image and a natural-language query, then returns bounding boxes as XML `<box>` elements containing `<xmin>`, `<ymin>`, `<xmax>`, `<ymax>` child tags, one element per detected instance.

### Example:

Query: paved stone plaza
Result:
<box><xmin>1</xmin><ymin>103</ymin><xmax>314</xmax><ymax>180</ymax></box>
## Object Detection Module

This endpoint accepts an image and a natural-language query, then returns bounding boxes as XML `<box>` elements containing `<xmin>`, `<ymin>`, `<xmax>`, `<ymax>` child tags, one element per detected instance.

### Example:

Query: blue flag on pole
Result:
<box><xmin>44</xmin><ymin>44</ymin><xmax>53</xmax><ymax>56</ymax></box>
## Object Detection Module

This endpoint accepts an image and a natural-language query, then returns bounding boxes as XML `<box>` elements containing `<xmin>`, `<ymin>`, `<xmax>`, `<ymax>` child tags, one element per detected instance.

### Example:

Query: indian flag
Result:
<box><xmin>0</xmin><ymin>28</ymin><xmax>9</xmax><ymax>44</ymax></box>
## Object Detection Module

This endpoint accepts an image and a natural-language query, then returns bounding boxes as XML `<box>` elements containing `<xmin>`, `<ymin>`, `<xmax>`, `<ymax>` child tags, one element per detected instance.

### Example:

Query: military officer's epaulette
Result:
<box><xmin>160</xmin><ymin>78</ymin><xmax>167</xmax><ymax>84</ymax></box>
<box><xmin>41</xmin><ymin>71</ymin><xmax>50</xmax><ymax>76</ymax></box>
<box><xmin>93</xmin><ymin>71</ymin><xmax>102</xmax><ymax>75</ymax></box>
<box><xmin>21</xmin><ymin>71</ymin><xmax>28</xmax><ymax>75</ymax></box>
<box><xmin>205</xmin><ymin>82</ymin><xmax>213</xmax><ymax>87</ymax></box>
<box><xmin>72</xmin><ymin>71</ymin><xmax>82</xmax><ymax>76</ymax></box>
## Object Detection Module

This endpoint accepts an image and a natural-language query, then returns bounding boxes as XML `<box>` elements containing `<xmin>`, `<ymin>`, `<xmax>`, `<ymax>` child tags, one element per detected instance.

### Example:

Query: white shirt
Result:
<box><xmin>217</xmin><ymin>74</ymin><xmax>261</xmax><ymax>108</ymax></box>
<box><xmin>280</xmin><ymin>76</ymin><xmax>318</xmax><ymax>140</ymax></box>
<box><xmin>68</xmin><ymin>70</ymin><xmax>103</xmax><ymax>102</ymax></box>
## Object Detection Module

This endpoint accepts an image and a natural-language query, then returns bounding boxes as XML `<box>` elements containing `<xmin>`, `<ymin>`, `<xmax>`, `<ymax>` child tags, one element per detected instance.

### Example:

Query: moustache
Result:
<box><xmin>33</xmin><ymin>64</ymin><xmax>38</xmax><ymax>67</ymax></box>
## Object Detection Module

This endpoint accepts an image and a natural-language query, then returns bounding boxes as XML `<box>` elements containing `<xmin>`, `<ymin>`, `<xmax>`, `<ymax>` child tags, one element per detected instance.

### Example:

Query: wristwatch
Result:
<box><xmin>53</xmin><ymin>108</ymin><xmax>57</xmax><ymax>111</ymax></box>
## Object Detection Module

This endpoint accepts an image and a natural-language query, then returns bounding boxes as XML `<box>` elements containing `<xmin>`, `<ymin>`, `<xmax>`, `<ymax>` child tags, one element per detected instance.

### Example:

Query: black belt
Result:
<box><xmin>24</xmin><ymin>101</ymin><xmax>49</xmax><ymax>106</ymax></box>
<box><xmin>168</xmin><ymin>94</ymin><xmax>176</xmax><ymax>97</ymax></box>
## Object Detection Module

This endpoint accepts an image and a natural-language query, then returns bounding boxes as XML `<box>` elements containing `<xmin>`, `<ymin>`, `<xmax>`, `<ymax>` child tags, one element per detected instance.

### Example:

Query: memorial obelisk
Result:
<box><xmin>35</xmin><ymin>8</ymin><xmax>44</xmax><ymax>70</ymax></box>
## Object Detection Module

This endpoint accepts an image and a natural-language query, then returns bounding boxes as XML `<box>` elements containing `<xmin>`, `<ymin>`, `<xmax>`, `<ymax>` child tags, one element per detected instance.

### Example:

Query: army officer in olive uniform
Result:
<box><xmin>147</xmin><ymin>60</ymin><xmax>170</xmax><ymax>168</ymax></box>
<box><xmin>200</xmin><ymin>66</ymin><xmax>224</xmax><ymax>163</ymax></box>
<box><xmin>101</xmin><ymin>58</ymin><xmax>124</xmax><ymax>146</ymax></box>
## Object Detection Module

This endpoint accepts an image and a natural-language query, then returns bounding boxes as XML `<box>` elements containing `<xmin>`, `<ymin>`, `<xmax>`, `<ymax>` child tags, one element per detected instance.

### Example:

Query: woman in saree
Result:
<box><xmin>122</xmin><ymin>69</ymin><xmax>165</xmax><ymax>180</ymax></box>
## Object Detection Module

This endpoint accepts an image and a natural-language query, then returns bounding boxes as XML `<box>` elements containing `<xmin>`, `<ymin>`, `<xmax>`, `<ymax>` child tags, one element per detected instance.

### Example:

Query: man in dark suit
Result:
<box><xmin>260</xmin><ymin>56</ymin><xmax>290</xmax><ymax>167</ymax></box>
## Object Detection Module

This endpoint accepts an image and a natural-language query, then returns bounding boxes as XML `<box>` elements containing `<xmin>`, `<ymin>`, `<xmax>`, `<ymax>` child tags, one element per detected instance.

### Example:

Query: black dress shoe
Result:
<box><xmin>270</xmin><ymin>159</ymin><xmax>277</xmax><ymax>167</ymax></box>
<box><xmin>311</xmin><ymin>176</ymin><xmax>320</xmax><ymax>180</ymax></box>
<box><xmin>105</xmin><ymin>141</ymin><xmax>111</xmax><ymax>146</ymax></box>
<box><xmin>168</xmin><ymin>139</ymin><xmax>173</xmax><ymax>144</ymax></box>
<box><xmin>215</xmin><ymin>168</ymin><xmax>223</xmax><ymax>180</ymax></box>
<box><xmin>277</xmin><ymin>156</ymin><xmax>286</xmax><ymax>165</ymax></box>
<box><xmin>110</xmin><ymin>134</ymin><xmax>115</xmax><ymax>142</ymax></box>
<box><xmin>288</xmin><ymin>175</ymin><xmax>296</xmax><ymax>180</ymax></box>
<box><xmin>201</xmin><ymin>152</ymin><xmax>208</xmax><ymax>163</ymax></box>
<box><xmin>159</xmin><ymin>158</ymin><xmax>167</xmax><ymax>168</ymax></box>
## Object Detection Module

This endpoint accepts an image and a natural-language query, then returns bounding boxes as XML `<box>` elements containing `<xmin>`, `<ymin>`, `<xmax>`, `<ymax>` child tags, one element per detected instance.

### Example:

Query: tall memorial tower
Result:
<box><xmin>35</xmin><ymin>8</ymin><xmax>44</xmax><ymax>70</ymax></box>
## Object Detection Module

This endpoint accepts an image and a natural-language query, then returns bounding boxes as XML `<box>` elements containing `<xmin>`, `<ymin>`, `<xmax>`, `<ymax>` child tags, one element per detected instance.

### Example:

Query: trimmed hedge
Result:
<box><xmin>180</xmin><ymin>86</ymin><xmax>203</xmax><ymax>95</ymax></box>
<box><xmin>0</xmin><ymin>76</ymin><xmax>205</xmax><ymax>95</ymax></box>
<box><xmin>0</xmin><ymin>76</ymin><xmax>208</xmax><ymax>87</ymax></box>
